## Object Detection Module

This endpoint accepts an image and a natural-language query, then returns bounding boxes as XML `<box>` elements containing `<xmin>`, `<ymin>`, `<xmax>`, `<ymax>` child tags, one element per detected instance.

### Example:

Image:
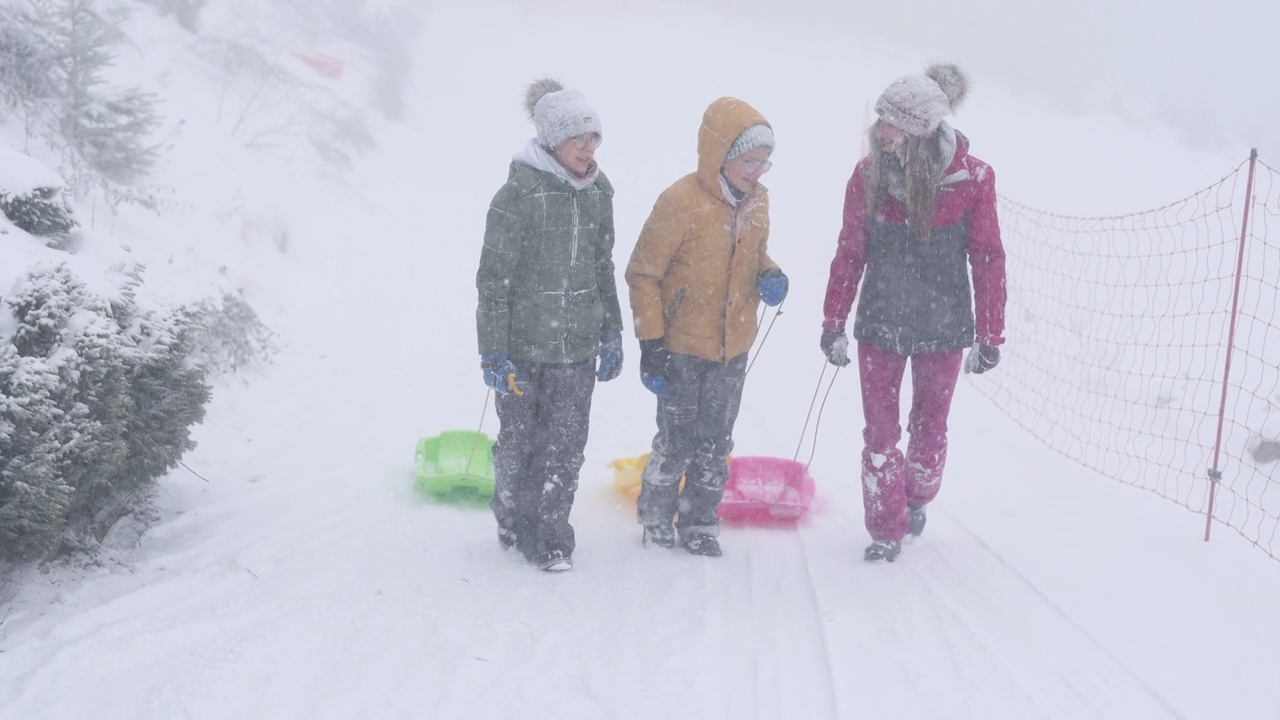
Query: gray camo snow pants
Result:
<box><xmin>638</xmin><ymin>352</ymin><xmax>748</xmax><ymax>538</ymax></box>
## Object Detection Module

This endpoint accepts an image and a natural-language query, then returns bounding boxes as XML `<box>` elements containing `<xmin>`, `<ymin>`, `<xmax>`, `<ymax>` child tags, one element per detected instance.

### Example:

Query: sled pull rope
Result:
<box><xmin>793</xmin><ymin>361</ymin><xmax>841</xmax><ymax>467</ymax></box>
<box><xmin>465</xmin><ymin>389</ymin><xmax>493</xmax><ymax>475</ymax></box>
<box><xmin>745</xmin><ymin>301</ymin><xmax>784</xmax><ymax>378</ymax></box>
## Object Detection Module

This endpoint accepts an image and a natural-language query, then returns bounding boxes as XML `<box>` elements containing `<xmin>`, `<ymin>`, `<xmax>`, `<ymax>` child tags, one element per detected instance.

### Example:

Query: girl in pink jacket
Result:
<box><xmin>821</xmin><ymin>63</ymin><xmax>1007</xmax><ymax>562</ymax></box>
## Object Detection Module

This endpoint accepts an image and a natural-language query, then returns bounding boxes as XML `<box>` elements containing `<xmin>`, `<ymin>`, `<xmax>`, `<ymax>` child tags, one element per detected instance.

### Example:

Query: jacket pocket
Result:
<box><xmin>511</xmin><ymin>291</ymin><xmax>567</xmax><ymax>347</ymax></box>
<box><xmin>663</xmin><ymin>287</ymin><xmax>687</xmax><ymax>330</ymax></box>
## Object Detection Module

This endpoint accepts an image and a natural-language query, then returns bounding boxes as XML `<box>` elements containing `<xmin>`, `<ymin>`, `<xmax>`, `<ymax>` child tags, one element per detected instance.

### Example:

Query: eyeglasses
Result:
<box><xmin>739</xmin><ymin>158</ymin><xmax>772</xmax><ymax>174</ymax></box>
<box><xmin>570</xmin><ymin>133</ymin><xmax>601</xmax><ymax>150</ymax></box>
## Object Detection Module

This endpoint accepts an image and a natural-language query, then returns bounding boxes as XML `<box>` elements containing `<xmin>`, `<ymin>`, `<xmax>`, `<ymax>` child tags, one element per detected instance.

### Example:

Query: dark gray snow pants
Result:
<box><xmin>490</xmin><ymin>359</ymin><xmax>594</xmax><ymax>560</ymax></box>
<box><xmin>637</xmin><ymin>352</ymin><xmax>748</xmax><ymax>538</ymax></box>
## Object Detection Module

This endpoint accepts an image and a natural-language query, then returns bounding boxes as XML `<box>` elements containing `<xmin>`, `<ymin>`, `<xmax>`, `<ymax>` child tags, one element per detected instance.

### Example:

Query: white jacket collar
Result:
<box><xmin>514</xmin><ymin>138</ymin><xmax>598</xmax><ymax>190</ymax></box>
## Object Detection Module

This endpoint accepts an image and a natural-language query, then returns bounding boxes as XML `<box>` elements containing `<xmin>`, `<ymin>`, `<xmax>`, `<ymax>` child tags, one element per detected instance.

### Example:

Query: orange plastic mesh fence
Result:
<box><xmin>971</xmin><ymin>155</ymin><xmax>1280</xmax><ymax>558</ymax></box>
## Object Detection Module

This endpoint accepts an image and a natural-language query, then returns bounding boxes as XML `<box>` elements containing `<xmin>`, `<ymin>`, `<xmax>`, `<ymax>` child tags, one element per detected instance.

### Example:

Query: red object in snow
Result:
<box><xmin>292</xmin><ymin>51</ymin><xmax>344</xmax><ymax>79</ymax></box>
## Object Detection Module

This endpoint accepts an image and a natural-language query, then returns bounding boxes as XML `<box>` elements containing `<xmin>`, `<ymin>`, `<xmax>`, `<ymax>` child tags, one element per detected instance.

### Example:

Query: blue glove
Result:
<box><xmin>639</xmin><ymin>339</ymin><xmax>672</xmax><ymax>400</ymax></box>
<box><xmin>642</xmin><ymin>373</ymin><xmax>671</xmax><ymax>399</ymax></box>
<box><xmin>480</xmin><ymin>354</ymin><xmax>528</xmax><ymax>395</ymax></box>
<box><xmin>758</xmin><ymin>267</ymin><xmax>789</xmax><ymax>307</ymax></box>
<box><xmin>597</xmin><ymin>331</ymin><xmax>624</xmax><ymax>382</ymax></box>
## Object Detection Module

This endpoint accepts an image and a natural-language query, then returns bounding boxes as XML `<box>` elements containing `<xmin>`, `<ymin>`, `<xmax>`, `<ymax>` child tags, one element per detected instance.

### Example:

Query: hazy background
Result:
<box><xmin>604</xmin><ymin>0</ymin><xmax>1276</xmax><ymax>159</ymax></box>
<box><xmin>2</xmin><ymin>2</ymin><xmax>1277</xmax><ymax>717</ymax></box>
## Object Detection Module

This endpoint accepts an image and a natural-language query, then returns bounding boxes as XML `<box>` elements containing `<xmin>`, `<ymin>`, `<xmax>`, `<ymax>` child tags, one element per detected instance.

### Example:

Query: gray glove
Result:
<box><xmin>964</xmin><ymin>344</ymin><xmax>1001</xmax><ymax>374</ymax></box>
<box><xmin>820</xmin><ymin>329</ymin><xmax>851</xmax><ymax>367</ymax></box>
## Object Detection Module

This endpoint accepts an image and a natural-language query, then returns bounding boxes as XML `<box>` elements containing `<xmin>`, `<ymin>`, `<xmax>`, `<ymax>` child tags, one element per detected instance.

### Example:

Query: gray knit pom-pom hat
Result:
<box><xmin>524</xmin><ymin>77</ymin><xmax>603</xmax><ymax>150</ymax></box>
<box><xmin>874</xmin><ymin>62</ymin><xmax>970</xmax><ymax>136</ymax></box>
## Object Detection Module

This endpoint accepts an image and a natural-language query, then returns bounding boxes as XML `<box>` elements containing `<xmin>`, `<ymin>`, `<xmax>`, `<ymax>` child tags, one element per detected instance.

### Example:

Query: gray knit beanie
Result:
<box><xmin>524</xmin><ymin>78</ymin><xmax>603</xmax><ymax>151</ymax></box>
<box><xmin>874</xmin><ymin>62</ymin><xmax>970</xmax><ymax>137</ymax></box>
<box><xmin>726</xmin><ymin>124</ymin><xmax>775</xmax><ymax>161</ymax></box>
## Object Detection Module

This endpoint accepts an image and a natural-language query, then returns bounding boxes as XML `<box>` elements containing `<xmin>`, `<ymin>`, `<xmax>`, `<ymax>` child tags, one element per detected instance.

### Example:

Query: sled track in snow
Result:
<box><xmin>786</xmin><ymin>525</ymin><xmax>843</xmax><ymax>717</ymax></box>
<box><xmin>936</xmin><ymin>509</ymin><xmax>1188</xmax><ymax>719</ymax></box>
<box><xmin>784</xmin><ymin>505</ymin><xmax>1194</xmax><ymax>719</ymax></box>
<box><xmin>719</xmin><ymin>525</ymin><xmax>841</xmax><ymax>719</ymax></box>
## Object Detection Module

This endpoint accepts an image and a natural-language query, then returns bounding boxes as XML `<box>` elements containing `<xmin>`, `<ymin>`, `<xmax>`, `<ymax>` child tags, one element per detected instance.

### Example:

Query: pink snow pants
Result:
<box><xmin>857</xmin><ymin>342</ymin><xmax>964</xmax><ymax>542</ymax></box>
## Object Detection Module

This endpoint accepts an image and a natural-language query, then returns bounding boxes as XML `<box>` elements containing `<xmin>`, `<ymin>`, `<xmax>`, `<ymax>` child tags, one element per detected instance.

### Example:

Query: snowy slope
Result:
<box><xmin>2</xmin><ymin>2</ymin><xmax>1280</xmax><ymax>719</ymax></box>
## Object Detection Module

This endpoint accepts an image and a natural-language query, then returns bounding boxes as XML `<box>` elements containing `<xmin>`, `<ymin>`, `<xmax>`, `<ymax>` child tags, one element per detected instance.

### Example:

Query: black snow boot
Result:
<box><xmin>864</xmin><ymin>540</ymin><xmax>901</xmax><ymax>563</ymax></box>
<box><xmin>536</xmin><ymin>549</ymin><xmax>573</xmax><ymax>572</ymax></box>
<box><xmin>907</xmin><ymin>504</ymin><xmax>927</xmax><ymax>537</ymax></box>
<box><xmin>642</xmin><ymin>522</ymin><xmax>677</xmax><ymax>548</ymax></box>
<box><xmin>682</xmin><ymin>534</ymin><xmax>722</xmax><ymax>557</ymax></box>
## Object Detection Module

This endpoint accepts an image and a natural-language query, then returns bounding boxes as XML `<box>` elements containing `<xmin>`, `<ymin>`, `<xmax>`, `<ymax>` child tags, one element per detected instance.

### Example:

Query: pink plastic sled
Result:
<box><xmin>719</xmin><ymin>456</ymin><xmax>815</xmax><ymax>522</ymax></box>
<box><xmin>610</xmin><ymin>453</ymin><xmax>815</xmax><ymax>523</ymax></box>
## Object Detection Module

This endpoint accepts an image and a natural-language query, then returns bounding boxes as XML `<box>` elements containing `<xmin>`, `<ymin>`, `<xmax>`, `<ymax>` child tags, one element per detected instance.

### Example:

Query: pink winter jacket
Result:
<box><xmin>822</xmin><ymin>128</ymin><xmax>1006</xmax><ymax>354</ymax></box>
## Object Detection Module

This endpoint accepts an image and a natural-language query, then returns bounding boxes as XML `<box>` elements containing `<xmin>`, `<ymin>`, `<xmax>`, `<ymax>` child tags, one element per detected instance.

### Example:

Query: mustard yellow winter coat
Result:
<box><xmin>625</xmin><ymin>97</ymin><xmax>779</xmax><ymax>362</ymax></box>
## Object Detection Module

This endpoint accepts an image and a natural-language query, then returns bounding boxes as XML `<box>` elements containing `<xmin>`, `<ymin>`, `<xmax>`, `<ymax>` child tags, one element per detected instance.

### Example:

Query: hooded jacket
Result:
<box><xmin>476</xmin><ymin>156</ymin><xmax>623</xmax><ymax>363</ymax></box>
<box><xmin>626</xmin><ymin>97</ymin><xmax>779</xmax><ymax>362</ymax></box>
<box><xmin>822</xmin><ymin>125</ymin><xmax>1006</xmax><ymax>355</ymax></box>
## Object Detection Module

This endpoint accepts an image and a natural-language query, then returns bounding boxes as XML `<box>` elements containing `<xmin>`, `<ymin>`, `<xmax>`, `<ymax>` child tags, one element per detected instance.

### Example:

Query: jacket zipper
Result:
<box><xmin>563</xmin><ymin>191</ymin><xmax>580</xmax><ymax>355</ymax></box>
<box><xmin>722</xmin><ymin>203</ymin><xmax>742</xmax><ymax>362</ymax></box>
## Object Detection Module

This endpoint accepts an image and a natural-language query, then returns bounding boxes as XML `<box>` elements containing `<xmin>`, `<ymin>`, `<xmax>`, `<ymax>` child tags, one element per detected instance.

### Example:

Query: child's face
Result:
<box><xmin>722</xmin><ymin>147</ymin><xmax>772</xmax><ymax>194</ymax></box>
<box><xmin>874</xmin><ymin>119</ymin><xmax>905</xmax><ymax>153</ymax></box>
<box><xmin>554</xmin><ymin>133</ymin><xmax>600</xmax><ymax>178</ymax></box>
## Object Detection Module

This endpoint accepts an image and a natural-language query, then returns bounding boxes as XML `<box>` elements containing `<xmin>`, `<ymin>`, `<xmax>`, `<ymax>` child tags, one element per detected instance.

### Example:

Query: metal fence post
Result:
<box><xmin>1205</xmin><ymin>148</ymin><xmax>1259</xmax><ymax>542</ymax></box>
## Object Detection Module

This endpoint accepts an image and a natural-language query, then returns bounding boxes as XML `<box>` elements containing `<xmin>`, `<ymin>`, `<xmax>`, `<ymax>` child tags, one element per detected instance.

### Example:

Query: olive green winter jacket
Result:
<box><xmin>476</xmin><ymin>160</ymin><xmax>623</xmax><ymax>364</ymax></box>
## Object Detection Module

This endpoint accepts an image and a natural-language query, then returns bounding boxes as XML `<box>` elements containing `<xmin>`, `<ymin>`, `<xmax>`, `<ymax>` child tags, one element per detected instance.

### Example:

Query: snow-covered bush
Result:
<box><xmin>0</xmin><ymin>263</ymin><xmax>211</xmax><ymax>562</ymax></box>
<box><xmin>186</xmin><ymin>291</ymin><xmax>277</xmax><ymax>375</ymax></box>
<box><xmin>0</xmin><ymin>184</ymin><xmax>76</xmax><ymax>242</ymax></box>
<box><xmin>0</xmin><ymin>145</ymin><xmax>78</xmax><ymax>246</ymax></box>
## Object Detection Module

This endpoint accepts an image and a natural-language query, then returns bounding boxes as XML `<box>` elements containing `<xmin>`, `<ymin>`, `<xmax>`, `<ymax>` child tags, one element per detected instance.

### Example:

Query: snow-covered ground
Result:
<box><xmin>2</xmin><ymin>2</ymin><xmax>1279</xmax><ymax>718</ymax></box>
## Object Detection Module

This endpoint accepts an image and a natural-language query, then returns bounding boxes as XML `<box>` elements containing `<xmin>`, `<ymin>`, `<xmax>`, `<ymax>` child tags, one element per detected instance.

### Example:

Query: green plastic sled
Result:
<box><xmin>414</xmin><ymin>430</ymin><xmax>496</xmax><ymax>500</ymax></box>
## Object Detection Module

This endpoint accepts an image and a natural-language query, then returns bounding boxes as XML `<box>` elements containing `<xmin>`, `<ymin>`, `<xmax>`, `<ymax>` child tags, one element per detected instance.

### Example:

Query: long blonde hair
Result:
<box><xmin>864</xmin><ymin>121</ymin><xmax>946</xmax><ymax>240</ymax></box>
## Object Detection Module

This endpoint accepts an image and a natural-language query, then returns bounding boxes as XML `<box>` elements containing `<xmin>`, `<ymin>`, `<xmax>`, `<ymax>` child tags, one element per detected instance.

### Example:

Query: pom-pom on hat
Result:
<box><xmin>725</xmin><ymin>124</ymin><xmax>775</xmax><ymax>162</ymax></box>
<box><xmin>524</xmin><ymin>78</ymin><xmax>603</xmax><ymax>151</ymax></box>
<box><xmin>874</xmin><ymin>62</ymin><xmax>970</xmax><ymax>137</ymax></box>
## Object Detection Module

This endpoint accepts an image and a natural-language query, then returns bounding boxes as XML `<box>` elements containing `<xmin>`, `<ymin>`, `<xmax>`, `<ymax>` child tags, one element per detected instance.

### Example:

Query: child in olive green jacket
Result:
<box><xmin>475</xmin><ymin>78</ymin><xmax>624</xmax><ymax>572</ymax></box>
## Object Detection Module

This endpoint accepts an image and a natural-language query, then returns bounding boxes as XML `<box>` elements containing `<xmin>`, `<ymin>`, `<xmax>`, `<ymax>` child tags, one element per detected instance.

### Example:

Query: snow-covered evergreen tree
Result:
<box><xmin>0</xmin><ymin>264</ymin><xmax>210</xmax><ymax>562</ymax></box>
<box><xmin>113</xmin><ymin>267</ymin><xmax>210</xmax><ymax>493</ymax></box>
<box><xmin>0</xmin><ymin>342</ymin><xmax>74</xmax><ymax>560</ymax></box>
<box><xmin>0</xmin><ymin>266</ymin><xmax>83</xmax><ymax>560</ymax></box>
<box><xmin>4</xmin><ymin>0</ymin><xmax>161</xmax><ymax>194</ymax></box>
<box><xmin>0</xmin><ymin>7</ymin><xmax>57</xmax><ymax>110</ymax></box>
<box><xmin>137</xmin><ymin>0</ymin><xmax>204</xmax><ymax>33</ymax></box>
<box><xmin>62</xmin><ymin>271</ymin><xmax>132</xmax><ymax>512</ymax></box>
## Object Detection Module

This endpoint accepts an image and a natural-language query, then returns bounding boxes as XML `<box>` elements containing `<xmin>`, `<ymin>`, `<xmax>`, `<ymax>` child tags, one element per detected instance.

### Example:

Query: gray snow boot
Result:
<box><xmin>907</xmin><ymin>504</ymin><xmax>927</xmax><ymax>537</ymax></box>
<box><xmin>642</xmin><ymin>522</ymin><xmax>677</xmax><ymax>548</ymax></box>
<box><xmin>497</xmin><ymin>525</ymin><xmax>518</xmax><ymax>551</ymax></box>
<box><xmin>864</xmin><ymin>540</ymin><xmax>901</xmax><ymax>563</ymax></box>
<box><xmin>682</xmin><ymin>534</ymin><xmax>722</xmax><ymax>558</ymax></box>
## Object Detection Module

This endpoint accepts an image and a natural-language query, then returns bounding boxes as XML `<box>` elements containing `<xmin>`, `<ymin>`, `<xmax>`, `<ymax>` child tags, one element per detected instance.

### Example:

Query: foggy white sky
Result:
<box><xmin>637</xmin><ymin>0</ymin><xmax>1276</xmax><ymax>159</ymax></box>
